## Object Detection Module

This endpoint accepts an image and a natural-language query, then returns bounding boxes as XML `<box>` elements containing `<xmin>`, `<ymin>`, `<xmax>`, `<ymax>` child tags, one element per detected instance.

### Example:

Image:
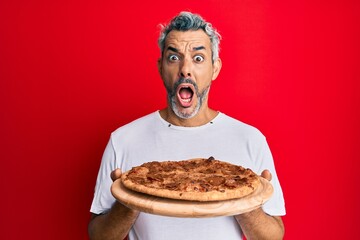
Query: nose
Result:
<box><xmin>179</xmin><ymin>58</ymin><xmax>192</xmax><ymax>78</ymax></box>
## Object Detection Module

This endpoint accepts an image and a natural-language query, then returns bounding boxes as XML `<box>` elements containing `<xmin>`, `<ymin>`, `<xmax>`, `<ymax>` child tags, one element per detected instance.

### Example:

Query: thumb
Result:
<box><xmin>261</xmin><ymin>169</ymin><xmax>272</xmax><ymax>181</ymax></box>
<box><xmin>110</xmin><ymin>168</ymin><xmax>122</xmax><ymax>182</ymax></box>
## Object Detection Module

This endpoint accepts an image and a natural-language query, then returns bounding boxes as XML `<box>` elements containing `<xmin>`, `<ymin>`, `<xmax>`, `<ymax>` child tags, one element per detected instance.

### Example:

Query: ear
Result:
<box><xmin>157</xmin><ymin>58</ymin><xmax>162</xmax><ymax>75</ymax></box>
<box><xmin>211</xmin><ymin>58</ymin><xmax>222</xmax><ymax>81</ymax></box>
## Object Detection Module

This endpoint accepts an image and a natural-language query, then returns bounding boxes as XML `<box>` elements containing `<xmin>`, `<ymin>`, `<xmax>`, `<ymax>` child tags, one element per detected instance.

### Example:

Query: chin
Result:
<box><xmin>172</xmin><ymin>104</ymin><xmax>201</xmax><ymax>119</ymax></box>
<box><xmin>168</xmin><ymin>89</ymin><xmax>206</xmax><ymax>120</ymax></box>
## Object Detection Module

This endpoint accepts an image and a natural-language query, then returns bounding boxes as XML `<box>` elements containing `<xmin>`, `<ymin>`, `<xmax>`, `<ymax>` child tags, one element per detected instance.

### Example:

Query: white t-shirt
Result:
<box><xmin>90</xmin><ymin>111</ymin><xmax>286</xmax><ymax>240</ymax></box>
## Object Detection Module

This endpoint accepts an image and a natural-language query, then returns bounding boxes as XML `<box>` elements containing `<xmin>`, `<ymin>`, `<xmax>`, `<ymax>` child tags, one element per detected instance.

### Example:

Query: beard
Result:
<box><xmin>165</xmin><ymin>77</ymin><xmax>211</xmax><ymax>119</ymax></box>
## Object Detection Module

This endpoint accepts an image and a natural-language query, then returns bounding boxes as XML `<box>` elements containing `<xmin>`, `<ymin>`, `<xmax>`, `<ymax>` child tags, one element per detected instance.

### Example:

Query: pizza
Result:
<box><xmin>121</xmin><ymin>157</ymin><xmax>261</xmax><ymax>202</ymax></box>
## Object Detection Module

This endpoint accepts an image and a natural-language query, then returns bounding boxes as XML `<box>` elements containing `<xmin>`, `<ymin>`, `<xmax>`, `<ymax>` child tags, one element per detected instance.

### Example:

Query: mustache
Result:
<box><xmin>167</xmin><ymin>77</ymin><xmax>199</xmax><ymax>96</ymax></box>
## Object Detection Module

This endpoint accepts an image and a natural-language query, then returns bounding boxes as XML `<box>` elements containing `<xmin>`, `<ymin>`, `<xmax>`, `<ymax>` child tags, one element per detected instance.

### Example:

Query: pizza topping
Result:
<box><xmin>206</xmin><ymin>176</ymin><xmax>226</xmax><ymax>186</ymax></box>
<box><xmin>129</xmin><ymin>177</ymin><xmax>146</xmax><ymax>184</ymax></box>
<box><xmin>121</xmin><ymin>157</ymin><xmax>260</xmax><ymax>201</ymax></box>
<box><xmin>164</xmin><ymin>182</ymin><xmax>180</xmax><ymax>190</ymax></box>
<box><xmin>146</xmin><ymin>173</ymin><xmax>164</xmax><ymax>182</ymax></box>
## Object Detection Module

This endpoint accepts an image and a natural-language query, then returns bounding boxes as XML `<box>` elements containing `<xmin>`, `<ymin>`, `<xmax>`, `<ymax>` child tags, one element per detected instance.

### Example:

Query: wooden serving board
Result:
<box><xmin>111</xmin><ymin>177</ymin><xmax>273</xmax><ymax>218</ymax></box>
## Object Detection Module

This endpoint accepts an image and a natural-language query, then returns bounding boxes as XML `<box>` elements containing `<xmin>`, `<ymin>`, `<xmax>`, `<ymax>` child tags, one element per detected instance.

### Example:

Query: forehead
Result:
<box><xmin>164</xmin><ymin>30</ymin><xmax>211</xmax><ymax>50</ymax></box>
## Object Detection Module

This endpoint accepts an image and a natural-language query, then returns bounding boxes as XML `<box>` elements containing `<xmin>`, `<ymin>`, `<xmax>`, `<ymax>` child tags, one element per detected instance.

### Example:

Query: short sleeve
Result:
<box><xmin>255</xmin><ymin>138</ymin><xmax>286</xmax><ymax>216</ymax></box>
<box><xmin>90</xmin><ymin>138</ymin><xmax>117</xmax><ymax>214</ymax></box>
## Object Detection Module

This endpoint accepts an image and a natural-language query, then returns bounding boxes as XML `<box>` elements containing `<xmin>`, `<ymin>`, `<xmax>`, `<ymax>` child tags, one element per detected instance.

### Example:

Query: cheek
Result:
<box><xmin>162</xmin><ymin>64</ymin><xmax>178</xmax><ymax>79</ymax></box>
<box><xmin>162</xmin><ymin>68</ymin><xmax>179</xmax><ymax>85</ymax></box>
<box><xmin>161</xmin><ymin>73</ymin><xmax>176</xmax><ymax>90</ymax></box>
<box><xmin>194</xmin><ymin>68</ymin><xmax>214</xmax><ymax>85</ymax></box>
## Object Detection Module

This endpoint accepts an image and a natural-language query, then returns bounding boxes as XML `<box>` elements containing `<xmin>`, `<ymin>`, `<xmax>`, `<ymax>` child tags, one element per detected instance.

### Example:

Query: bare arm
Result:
<box><xmin>235</xmin><ymin>209</ymin><xmax>284</xmax><ymax>240</ymax></box>
<box><xmin>88</xmin><ymin>169</ymin><xmax>140</xmax><ymax>240</ymax></box>
<box><xmin>235</xmin><ymin>170</ymin><xmax>284</xmax><ymax>240</ymax></box>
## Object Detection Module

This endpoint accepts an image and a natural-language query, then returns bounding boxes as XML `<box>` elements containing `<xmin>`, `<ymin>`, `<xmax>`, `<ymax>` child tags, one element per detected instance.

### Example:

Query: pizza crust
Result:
<box><xmin>121</xmin><ymin>157</ymin><xmax>260</xmax><ymax>202</ymax></box>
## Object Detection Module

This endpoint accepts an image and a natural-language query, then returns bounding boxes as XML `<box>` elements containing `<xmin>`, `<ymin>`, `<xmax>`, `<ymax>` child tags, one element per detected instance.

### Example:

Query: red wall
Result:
<box><xmin>1</xmin><ymin>1</ymin><xmax>359</xmax><ymax>239</ymax></box>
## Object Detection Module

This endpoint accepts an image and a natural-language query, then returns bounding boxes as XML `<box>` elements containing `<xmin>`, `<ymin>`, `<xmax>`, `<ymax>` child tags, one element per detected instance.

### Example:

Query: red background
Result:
<box><xmin>1</xmin><ymin>0</ymin><xmax>359</xmax><ymax>239</ymax></box>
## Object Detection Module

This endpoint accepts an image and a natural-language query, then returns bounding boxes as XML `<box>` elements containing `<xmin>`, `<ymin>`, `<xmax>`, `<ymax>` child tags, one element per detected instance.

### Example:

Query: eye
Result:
<box><xmin>193</xmin><ymin>55</ymin><xmax>204</xmax><ymax>62</ymax></box>
<box><xmin>168</xmin><ymin>54</ymin><xmax>179</xmax><ymax>62</ymax></box>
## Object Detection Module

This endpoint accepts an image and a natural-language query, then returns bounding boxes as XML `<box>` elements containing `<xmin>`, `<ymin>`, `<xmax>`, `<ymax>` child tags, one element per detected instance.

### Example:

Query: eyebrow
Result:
<box><xmin>193</xmin><ymin>46</ymin><xmax>206</xmax><ymax>51</ymax></box>
<box><xmin>166</xmin><ymin>46</ymin><xmax>206</xmax><ymax>53</ymax></box>
<box><xmin>167</xmin><ymin>46</ymin><xmax>179</xmax><ymax>53</ymax></box>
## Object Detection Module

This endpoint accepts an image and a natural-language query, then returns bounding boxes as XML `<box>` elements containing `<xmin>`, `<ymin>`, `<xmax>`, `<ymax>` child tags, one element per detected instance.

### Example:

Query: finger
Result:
<box><xmin>261</xmin><ymin>170</ymin><xmax>272</xmax><ymax>181</ymax></box>
<box><xmin>110</xmin><ymin>168</ymin><xmax>122</xmax><ymax>182</ymax></box>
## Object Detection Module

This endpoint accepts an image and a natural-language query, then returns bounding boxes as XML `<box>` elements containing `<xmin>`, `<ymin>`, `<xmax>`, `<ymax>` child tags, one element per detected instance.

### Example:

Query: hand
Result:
<box><xmin>89</xmin><ymin>168</ymin><xmax>140</xmax><ymax>240</ymax></box>
<box><xmin>235</xmin><ymin>169</ymin><xmax>284</xmax><ymax>240</ymax></box>
<box><xmin>110</xmin><ymin>168</ymin><xmax>122</xmax><ymax>182</ymax></box>
<box><xmin>260</xmin><ymin>169</ymin><xmax>272</xmax><ymax>181</ymax></box>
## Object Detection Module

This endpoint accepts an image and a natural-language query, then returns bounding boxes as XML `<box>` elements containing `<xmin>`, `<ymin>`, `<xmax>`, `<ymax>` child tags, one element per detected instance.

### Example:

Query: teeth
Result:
<box><xmin>181</xmin><ymin>98</ymin><xmax>191</xmax><ymax>103</ymax></box>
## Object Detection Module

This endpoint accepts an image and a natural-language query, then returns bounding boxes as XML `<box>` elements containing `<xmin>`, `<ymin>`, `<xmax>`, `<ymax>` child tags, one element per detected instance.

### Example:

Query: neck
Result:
<box><xmin>159</xmin><ymin>107</ymin><xmax>218</xmax><ymax>127</ymax></box>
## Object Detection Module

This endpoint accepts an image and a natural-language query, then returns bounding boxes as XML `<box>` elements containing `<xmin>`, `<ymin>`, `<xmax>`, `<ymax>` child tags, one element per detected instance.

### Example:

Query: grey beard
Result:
<box><xmin>165</xmin><ymin>78</ymin><xmax>211</xmax><ymax>119</ymax></box>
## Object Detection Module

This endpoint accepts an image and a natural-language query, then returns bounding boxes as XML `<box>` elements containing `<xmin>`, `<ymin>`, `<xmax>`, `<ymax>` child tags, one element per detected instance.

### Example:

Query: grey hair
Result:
<box><xmin>158</xmin><ymin>11</ymin><xmax>221</xmax><ymax>62</ymax></box>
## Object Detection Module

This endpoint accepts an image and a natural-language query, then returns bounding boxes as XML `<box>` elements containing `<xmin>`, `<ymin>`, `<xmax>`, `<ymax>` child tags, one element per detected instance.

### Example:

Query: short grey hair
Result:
<box><xmin>158</xmin><ymin>11</ymin><xmax>221</xmax><ymax>62</ymax></box>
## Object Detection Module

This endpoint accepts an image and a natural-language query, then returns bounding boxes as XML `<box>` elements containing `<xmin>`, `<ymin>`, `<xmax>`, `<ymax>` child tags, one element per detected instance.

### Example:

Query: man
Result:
<box><xmin>88</xmin><ymin>11</ymin><xmax>285</xmax><ymax>240</ymax></box>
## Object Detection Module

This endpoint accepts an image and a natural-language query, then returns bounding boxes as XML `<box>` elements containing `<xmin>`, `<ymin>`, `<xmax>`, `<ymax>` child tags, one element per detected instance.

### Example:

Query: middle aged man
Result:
<box><xmin>89</xmin><ymin>11</ymin><xmax>286</xmax><ymax>240</ymax></box>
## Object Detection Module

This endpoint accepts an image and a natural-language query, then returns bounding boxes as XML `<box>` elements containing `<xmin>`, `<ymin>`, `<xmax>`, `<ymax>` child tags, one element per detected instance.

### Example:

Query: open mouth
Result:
<box><xmin>177</xmin><ymin>84</ymin><xmax>195</xmax><ymax>107</ymax></box>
